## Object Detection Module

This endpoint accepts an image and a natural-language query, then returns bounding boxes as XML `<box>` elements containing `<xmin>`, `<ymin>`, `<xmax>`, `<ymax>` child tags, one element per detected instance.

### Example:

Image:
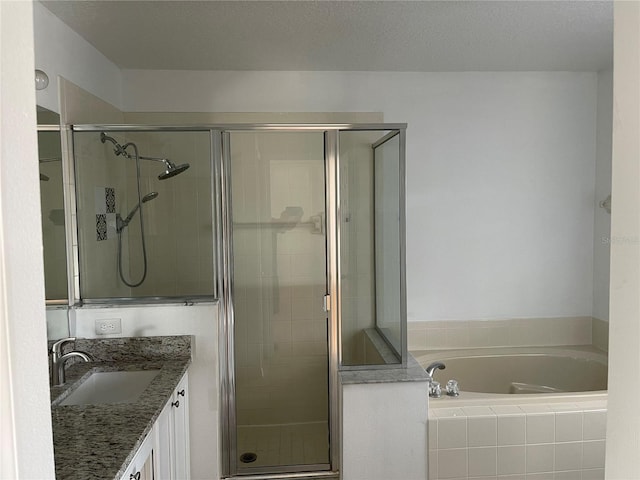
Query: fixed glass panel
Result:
<box><xmin>38</xmin><ymin>128</ymin><xmax>68</xmax><ymax>301</ymax></box>
<box><xmin>229</xmin><ymin>131</ymin><xmax>329</xmax><ymax>472</ymax></box>
<box><xmin>339</xmin><ymin>130</ymin><xmax>403</xmax><ymax>366</ymax></box>
<box><xmin>72</xmin><ymin>130</ymin><xmax>214</xmax><ymax>299</ymax></box>
<box><xmin>373</xmin><ymin>133</ymin><xmax>402</xmax><ymax>354</ymax></box>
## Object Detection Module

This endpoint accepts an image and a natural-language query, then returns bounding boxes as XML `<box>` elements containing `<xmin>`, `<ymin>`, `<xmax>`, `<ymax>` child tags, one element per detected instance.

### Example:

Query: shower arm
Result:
<box><xmin>101</xmin><ymin>134</ymin><xmax>174</xmax><ymax>169</ymax></box>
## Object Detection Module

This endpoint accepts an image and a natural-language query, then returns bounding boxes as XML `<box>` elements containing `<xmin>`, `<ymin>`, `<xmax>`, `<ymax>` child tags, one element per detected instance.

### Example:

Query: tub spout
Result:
<box><xmin>425</xmin><ymin>361</ymin><xmax>446</xmax><ymax>379</ymax></box>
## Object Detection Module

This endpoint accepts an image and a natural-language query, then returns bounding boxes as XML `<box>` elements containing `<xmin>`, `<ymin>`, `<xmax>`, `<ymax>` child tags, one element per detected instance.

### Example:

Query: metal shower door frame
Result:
<box><xmin>215</xmin><ymin>123</ymin><xmax>406</xmax><ymax>479</ymax></box>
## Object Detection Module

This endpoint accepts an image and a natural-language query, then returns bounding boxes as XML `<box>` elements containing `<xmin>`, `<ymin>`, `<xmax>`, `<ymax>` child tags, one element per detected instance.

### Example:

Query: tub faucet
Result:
<box><xmin>425</xmin><ymin>362</ymin><xmax>446</xmax><ymax>398</ymax></box>
<box><xmin>50</xmin><ymin>337</ymin><xmax>92</xmax><ymax>386</ymax></box>
<box><xmin>425</xmin><ymin>361</ymin><xmax>446</xmax><ymax>379</ymax></box>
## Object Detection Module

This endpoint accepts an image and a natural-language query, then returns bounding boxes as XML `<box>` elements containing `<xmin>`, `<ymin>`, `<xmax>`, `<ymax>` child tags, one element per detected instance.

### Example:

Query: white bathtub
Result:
<box><xmin>413</xmin><ymin>346</ymin><xmax>607</xmax><ymax>401</ymax></box>
<box><xmin>414</xmin><ymin>346</ymin><xmax>608</xmax><ymax>480</ymax></box>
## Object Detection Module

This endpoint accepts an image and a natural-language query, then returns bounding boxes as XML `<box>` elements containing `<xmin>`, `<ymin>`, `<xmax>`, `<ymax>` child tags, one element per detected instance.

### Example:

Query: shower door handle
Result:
<box><xmin>323</xmin><ymin>294</ymin><xmax>331</xmax><ymax>313</ymax></box>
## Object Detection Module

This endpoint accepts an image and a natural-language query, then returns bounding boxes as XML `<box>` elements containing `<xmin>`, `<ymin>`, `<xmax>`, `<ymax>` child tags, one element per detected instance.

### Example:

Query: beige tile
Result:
<box><xmin>469</xmin><ymin>447</ymin><xmax>497</xmax><ymax>476</ymax></box>
<box><xmin>520</xmin><ymin>405</ymin><xmax>552</xmax><ymax>414</ymax></box>
<box><xmin>492</xmin><ymin>406</ymin><xmax>524</xmax><ymax>416</ymax></box>
<box><xmin>553</xmin><ymin>471</ymin><xmax>580</xmax><ymax>480</ymax></box>
<box><xmin>555</xmin><ymin>412</ymin><xmax>582</xmax><ymax>442</ymax></box>
<box><xmin>463</xmin><ymin>406</ymin><xmax>496</xmax><ymax>417</ymax></box>
<box><xmin>408</xmin><ymin>329</ymin><xmax>428</xmax><ymax>350</ymax></box>
<box><xmin>438</xmin><ymin>448</ymin><xmax>468</xmax><ymax>479</ymax></box>
<box><xmin>468</xmin><ymin>415</ymin><xmax>497</xmax><ymax>447</ymax></box>
<box><xmin>498</xmin><ymin>415</ymin><xmax>526</xmax><ymax>446</ymax></box>
<box><xmin>428</xmin><ymin>419</ymin><xmax>438</xmax><ymax>450</ymax></box>
<box><xmin>554</xmin><ymin>442</ymin><xmax>582</xmax><ymax>471</ymax></box>
<box><xmin>582</xmin><ymin>440</ymin><xmax>606</xmax><ymax>469</ymax></box>
<box><xmin>583</xmin><ymin>411</ymin><xmax>607</xmax><ymax>440</ymax></box>
<box><xmin>525</xmin><ymin>444</ymin><xmax>554</xmax><ymax>473</ymax></box>
<box><xmin>526</xmin><ymin>414</ymin><xmax>555</xmax><ymax>444</ymax></box>
<box><xmin>526</xmin><ymin>473</ymin><xmax>554</xmax><ymax>480</ymax></box>
<box><xmin>581</xmin><ymin>468</ymin><xmax>605</xmax><ymax>480</ymax></box>
<box><xmin>432</xmin><ymin>407</ymin><xmax>467</xmax><ymax>418</ymax></box>
<box><xmin>497</xmin><ymin>446</ymin><xmax>525</xmax><ymax>475</ymax></box>
<box><xmin>498</xmin><ymin>476</ymin><xmax>525</xmax><ymax>480</ymax></box>
<box><xmin>438</xmin><ymin>417</ymin><xmax>467</xmax><ymax>449</ymax></box>
<box><xmin>428</xmin><ymin>450</ymin><xmax>438</xmax><ymax>480</ymax></box>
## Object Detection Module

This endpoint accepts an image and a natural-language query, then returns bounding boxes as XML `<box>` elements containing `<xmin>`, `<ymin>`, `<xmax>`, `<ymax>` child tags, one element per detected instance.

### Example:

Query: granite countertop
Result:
<box><xmin>50</xmin><ymin>336</ymin><xmax>191</xmax><ymax>480</ymax></box>
<box><xmin>339</xmin><ymin>353</ymin><xmax>430</xmax><ymax>385</ymax></box>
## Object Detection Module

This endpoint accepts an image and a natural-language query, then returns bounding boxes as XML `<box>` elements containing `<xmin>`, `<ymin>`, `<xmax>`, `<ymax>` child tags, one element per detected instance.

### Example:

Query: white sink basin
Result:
<box><xmin>60</xmin><ymin>370</ymin><xmax>160</xmax><ymax>406</ymax></box>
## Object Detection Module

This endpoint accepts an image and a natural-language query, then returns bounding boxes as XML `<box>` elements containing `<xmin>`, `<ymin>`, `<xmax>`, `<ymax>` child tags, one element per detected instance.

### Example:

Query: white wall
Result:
<box><xmin>72</xmin><ymin>303</ymin><xmax>220</xmax><ymax>480</ymax></box>
<box><xmin>0</xmin><ymin>1</ymin><xmax>55</xmax><ymax>478</ymax></box>
<box><xmin>605</xmin><ymin>2</ymin><xmax>640</xmax><ymax>477</ymax></box>
<box><xmin>593</xmin><ymin>69</ymin><xmax>613</xmax><ymax>322</ymax></box>
<box><xmin>124</xmin><ymin>70</ymin><xmax>599</xmax><ymax>322</ymax></box>
<box><xmin>33</xmin><ymin>1</ymin><xmax>123</xmax><ymax>113</ymax></box>
<box><xmin>341</xmin><ymin>380</ymin><xmax>428</xmax><ymax>480</ymax></box>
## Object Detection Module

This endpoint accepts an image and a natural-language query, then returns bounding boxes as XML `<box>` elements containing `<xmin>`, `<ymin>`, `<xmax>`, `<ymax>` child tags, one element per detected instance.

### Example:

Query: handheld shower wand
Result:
<box><xmin>116</xmin><ymin>192</ymin><xmax>158</xmax><ymax>233</ymax></box>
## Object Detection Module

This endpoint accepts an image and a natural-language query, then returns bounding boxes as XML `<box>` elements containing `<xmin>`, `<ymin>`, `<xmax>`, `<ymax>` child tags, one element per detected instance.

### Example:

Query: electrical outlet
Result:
<box><xmin>95</xmin><ymin>318</ymin><xmax>122</xmax><ymax>335</ymax></box>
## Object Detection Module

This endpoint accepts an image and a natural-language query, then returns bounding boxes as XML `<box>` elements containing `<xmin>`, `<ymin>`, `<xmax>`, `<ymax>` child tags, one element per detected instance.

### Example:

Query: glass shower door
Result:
<box><xmin>228</xmin><ymin>131</ymin><xmax>330</xmax><ymax>474</ymax></box>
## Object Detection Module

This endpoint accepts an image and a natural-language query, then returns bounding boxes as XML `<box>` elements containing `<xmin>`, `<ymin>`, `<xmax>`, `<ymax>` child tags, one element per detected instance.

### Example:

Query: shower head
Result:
<box><xmin>117</xmin><ymin>191</ymin><xmax>159</xmax><ymax>233</ymax></box>
<box><xmin>158</xmin><ymin>161</ymin><xmax>190</xmax><ymax>180</ymax></box>
<box><xmin>142</xmin><ymin>192</ymin><xmax>159</xmax><ymax>203</ymax></box>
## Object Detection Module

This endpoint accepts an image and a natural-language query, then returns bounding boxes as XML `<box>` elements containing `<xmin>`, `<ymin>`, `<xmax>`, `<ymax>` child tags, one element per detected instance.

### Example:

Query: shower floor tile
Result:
<box><xmin>237</xmin><ymin>422</ymin><xmax>329</xmax><ymax>468</ymax></box>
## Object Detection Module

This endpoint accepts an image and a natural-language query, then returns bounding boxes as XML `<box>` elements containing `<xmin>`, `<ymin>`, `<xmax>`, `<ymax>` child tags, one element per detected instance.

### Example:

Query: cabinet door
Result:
<box><xmin>172</xmin><ymin>372</ymin><xmax>190</xmax><ymax>480</ymax></box>
<box><xmin>120</xmin><ymin>430</ymin><xmax>154</xmax><ymax>480</ymax></box>
<box><xmin>154</xmin><ymin>401</ymin><xmax>173</xmax><ymax>479</ymax></box>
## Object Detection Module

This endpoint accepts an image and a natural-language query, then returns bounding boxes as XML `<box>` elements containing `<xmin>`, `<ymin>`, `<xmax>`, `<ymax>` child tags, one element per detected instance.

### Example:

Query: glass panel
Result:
<box><xmin>339</xmin><ymin>130</ymin><xmax>402</xmax><ymax>366</ymax></box>
<box><xmin>38</xmin><ymin>129</ymin><xmax>68</xmax><ymax>301</ymax></box>
<box><xmin>229</xmin><ymin>131</ymin><xmax>329</xmax><ymax>472</ymax></box>
<box><xmin>73</xmin><ymin>130</ymin><xmax>213</xmax><ymax>299</ymax></box>
<box><xmin>373</xmin><ymin>133</ymin><xmax>402</xmax><ymax>353</ymax></box>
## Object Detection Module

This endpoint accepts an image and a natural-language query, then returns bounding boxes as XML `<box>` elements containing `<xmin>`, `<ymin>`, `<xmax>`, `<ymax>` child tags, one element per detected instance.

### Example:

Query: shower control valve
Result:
<box><xmin>446</xmin><ymin>379</ymin><xmax>460</xmax><ymax>397</ymax></box>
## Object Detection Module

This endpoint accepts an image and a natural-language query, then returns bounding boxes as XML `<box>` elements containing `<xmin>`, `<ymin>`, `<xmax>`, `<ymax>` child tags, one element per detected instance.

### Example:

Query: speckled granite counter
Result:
<box><xmin>50</xmin><ymin>336</ymin><xmax>192</xmax><ymax>480</ymax></box>
<box><xmin>339</xmin><ymin>352</ymin><xmax>430</xmax><ymax>385</ymax></box>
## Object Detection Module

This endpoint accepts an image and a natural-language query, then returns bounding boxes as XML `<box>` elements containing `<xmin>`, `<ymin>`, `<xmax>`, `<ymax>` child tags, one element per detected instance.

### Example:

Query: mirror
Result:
<box><xmin>37</xmin><ymin>107</ymin><xmax>69</xmax><ymax>305</ymax></box>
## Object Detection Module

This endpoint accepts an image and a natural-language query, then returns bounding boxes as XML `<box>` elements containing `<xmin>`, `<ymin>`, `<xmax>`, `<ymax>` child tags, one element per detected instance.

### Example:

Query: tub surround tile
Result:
<box><xmin>582</xmin><ymin>411</ymin><xmax>607</xmax><ymax>440</ymax></box>
<box><xmin>581</xmin><ymin>468</ymin><xmax>605</xmax><ymax>480</ymax></box>
<box><xmin>468</xmin><ymin>416</ymin><xmax>497</xmax><ymax>447</ymax></box>
<box><xmin>438</xmin><ymin>448</ymin><xmax>468</xmax><ymax>479</ymax></box>
<box><xmin>468</xmin><ymin>447</ymin><xmax>497</xmax><ymax>476</ymax></box>
<box><xmin>553</xmin><ymin>471</ymin><xmax>581</xmax><ymax>480</ymax></box>
<box><xmin>492</xmin><ymin>405</ymin><xmax>524</xmax><ymax>416</ymax></box>
<box><xmin>463</xmin><ymin>406</ymin><xmax>495</xmax><ymax>417</ymax></box>
<box><xmin>429</xmin><ymin>418</ymin><xmax>438</xmax><ymax>449</ymax></box>
<box><xmin>408</xmin><ymin>316</ymin><xmax>596</xmax><ymax>350</ymax></box>
<box><xmin>554</xmin><ymin>442</ymin><xmax>582</xmax><ymax>471</ymax></box>
<box><xmin>520</xmin><ymin>405</ymin><xmax>552</xmax><ymax>414</ymax></box>
<box><xmin>555</xmin><ymin>413</ymin><xmax>583</xmax><ymax>442</ymax></box>
<box><xmin>438</xmin><ymin>417</ymin><xmax>468</xmax><ymax>449</ymax></box>
<box><xmin>591</xmin><ymin>318</ymin><xmax>608</xmax><ymax>353</ymax></box>
<box><xmin>526</xmin><ymin>414</ymin><xmax>555</xmax><ymax>444</ymax></box>
<box><xmin>581</xmin><ymin>440</ymin><xmax>606</xmax><ymax>469</ymax></box>
<box><xmin>497</xmin><ymin>446</ymin><xmax>526</xmax><ymax>475</ymax></box>
<box><xmin>526</xmin><ymin>444</ymin><xmax>554</xmax><ymax>473</ymax></box>
<box><xmin>526</xmin><ymin>473</ymin><xmax>554</xmax><ymax>480</ymax></box>
<box><xmin>429</xmin><ymin>450</ymin><xmax>438</xmax><ymax>479</ymax></box>
<box><xmin>498</xmin><ymin>415</ymin><xmax>526</xmax><ymax>446</ymax></box>
<box><xmin>433</xmin><ymin>407</ymin><xmax>467</xmax><ymax>418</ymax></box>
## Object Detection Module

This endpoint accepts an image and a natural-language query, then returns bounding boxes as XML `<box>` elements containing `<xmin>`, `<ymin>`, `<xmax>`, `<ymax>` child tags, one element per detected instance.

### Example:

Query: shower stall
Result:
<box><xmin>70</xmin><ymin>123</ymin><xmax>406</xmax><ymax>478</ymax></box>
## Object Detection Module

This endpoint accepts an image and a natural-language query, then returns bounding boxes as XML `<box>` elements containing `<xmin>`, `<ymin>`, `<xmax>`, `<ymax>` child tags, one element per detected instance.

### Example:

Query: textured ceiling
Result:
<box><xmin>41</xmin><ymin>0</ymin><xmax>613</xmax><ymax>71</ymax></box>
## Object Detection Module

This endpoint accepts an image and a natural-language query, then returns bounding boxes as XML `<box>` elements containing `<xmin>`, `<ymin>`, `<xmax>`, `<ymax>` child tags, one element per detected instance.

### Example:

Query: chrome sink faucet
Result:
<box><xmin>50</xmin><ymin>337</ymin><xmax>92</xmax><ymax>386</ymax></box>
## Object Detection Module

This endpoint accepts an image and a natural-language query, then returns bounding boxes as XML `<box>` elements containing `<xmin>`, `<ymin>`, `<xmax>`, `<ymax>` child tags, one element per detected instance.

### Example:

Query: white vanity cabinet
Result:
<box><xmin>154</xmin><ymin>371</ymin><xmax>191</xmax><ymax>480</ymax></box>
<box><xmin>119</xmin><ymin>428</ymin><xmax>154</xmax><ymax>480</ymax></box>
<box><xmin>119</xmin><ymin>371</ymin><xmax>190</xmax><ymax>480</ymax></box>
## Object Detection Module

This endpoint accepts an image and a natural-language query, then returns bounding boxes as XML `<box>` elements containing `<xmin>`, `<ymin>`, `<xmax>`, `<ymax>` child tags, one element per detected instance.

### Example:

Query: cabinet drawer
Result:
<box><xmin>120</xmin><ymin>430</ymin><xmax>154</xmax><ymax>480</ymax></box>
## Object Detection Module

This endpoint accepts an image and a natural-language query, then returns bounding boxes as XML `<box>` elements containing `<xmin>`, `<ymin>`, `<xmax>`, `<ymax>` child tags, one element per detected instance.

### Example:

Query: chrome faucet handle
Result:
<box><xmin>446</xmin><ymin>379</ymin><xmax>460</xmax><ymax>397</ymax></box>
<box><xmin>429</xmin><ymin>381</ymin><xmax>442</xmax><ymax>398</ymax></box>
<box><xmin>51</xmin><ymin>337</ymin><xmax>76</xmax><ymax>354</ymax></box>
